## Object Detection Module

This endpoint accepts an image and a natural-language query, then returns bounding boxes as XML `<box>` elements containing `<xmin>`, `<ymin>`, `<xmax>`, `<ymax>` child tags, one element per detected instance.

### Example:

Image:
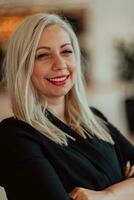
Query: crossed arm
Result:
<box><xmin>69</xmin><ymin>177</ymin><xmax>134</xmax><ymax>200</ymax></box>
<box><xmin>69</xmin><ymin>126</ymin><xmax>134</xmax><ymax>200</ymax></box>
<box><xmin>69</xmin><ymin>161</ymin><xmax>134</xmax><ymax>200</ymax></box>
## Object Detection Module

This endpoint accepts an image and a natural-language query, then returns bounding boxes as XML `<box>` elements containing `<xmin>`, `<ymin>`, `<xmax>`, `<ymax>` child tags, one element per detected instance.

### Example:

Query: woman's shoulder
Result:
<box><xmin>90</xmin><ymin>106</ymin><xmax>108</xmax><ymax>122</ymax></box>
<box><xmin>0</xmin><ymin>117</ymin><xmax>28</xmax><ymax>134</ymax></box>
<box><xmin>0</xmin><ymin>117</ymin><xmax>44</xmax><ymax>142</ymax></box>
<box><xmin>0</xmin><ymin>117</ymin><xmax>18</xmax><ymax>135</ymax></box>
<box><xmin>90</xmin><ymin>107</ymin><xmax>134</xmax><ymax>146</ymax></box>
<box><xmin>90</xmin><ymin>106</ymin><xmax>123</xmax><ymax>139</ymax></box>
<box><xmin>1</xmin><ymin>116</ymin><xmax>16</xmax><ymax>126</ymax></box>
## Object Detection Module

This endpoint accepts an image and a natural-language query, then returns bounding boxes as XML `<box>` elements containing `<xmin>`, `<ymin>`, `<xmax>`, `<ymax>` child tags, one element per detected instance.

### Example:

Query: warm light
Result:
<box><xmin>0</xmin><ymin>16</ymin><xmax>27</xmax><ymax>45</ymax></box>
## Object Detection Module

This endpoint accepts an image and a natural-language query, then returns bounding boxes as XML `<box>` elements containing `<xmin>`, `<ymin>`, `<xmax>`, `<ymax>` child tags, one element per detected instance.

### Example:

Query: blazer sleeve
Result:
<box><xmin>0</xmin><ymin>127</ymin><xmax>71</xmax><ymax>200</ymax></box>
<box><xmin>91</xmin><ymin>107</ymin><xmax>134</xmax><ymax>166</ymax></box>
<box><xmin>108</xmin><ymin>123</ymin><xmax>134</xmax><ymax>165</ymax></box>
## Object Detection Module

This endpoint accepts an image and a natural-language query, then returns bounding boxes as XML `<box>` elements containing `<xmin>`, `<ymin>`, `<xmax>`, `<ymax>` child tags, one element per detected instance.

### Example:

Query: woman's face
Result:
<box><xmin>32</xmin><ymin>25</ymin><xmax>76</xmax><ymax>101</ymax></box>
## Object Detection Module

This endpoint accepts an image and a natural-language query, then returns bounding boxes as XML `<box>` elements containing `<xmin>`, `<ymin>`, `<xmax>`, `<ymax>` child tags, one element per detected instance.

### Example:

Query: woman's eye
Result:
<box><xmin>36</xmin><ymin>53</ymin><xmax>50</xmax><ymax>60</ymax></box>
<box><xmin>62</xmin><ymin>50</ymin><xmax>73</xmax><ymax>55</ymax></box>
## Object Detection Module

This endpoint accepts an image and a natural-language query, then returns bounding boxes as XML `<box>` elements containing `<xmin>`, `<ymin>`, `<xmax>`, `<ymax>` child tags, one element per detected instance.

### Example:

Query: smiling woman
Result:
<box><xmin>32</xmin><ymin>25</ymin><xmax>76</xmax><ymax>102</ymax></box>
<box><xmin>0</xmin><ymin>13</ymin><xmax>134</xmax><ymax>200</ymax></box>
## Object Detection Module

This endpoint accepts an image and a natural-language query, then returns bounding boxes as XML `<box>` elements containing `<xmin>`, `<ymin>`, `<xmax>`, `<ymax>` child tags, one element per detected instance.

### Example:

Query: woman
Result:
<box><xmin>0</xmin><ymin>13</ymin><xmax>134</xmax><ymax>200</ymax></box>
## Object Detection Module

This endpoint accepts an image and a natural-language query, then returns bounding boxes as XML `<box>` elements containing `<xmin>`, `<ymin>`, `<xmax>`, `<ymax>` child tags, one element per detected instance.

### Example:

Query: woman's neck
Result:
<box><xmin>47</xmin><ymin>97</ymin><xmax>65</xmax><ymax>122</ymax></box>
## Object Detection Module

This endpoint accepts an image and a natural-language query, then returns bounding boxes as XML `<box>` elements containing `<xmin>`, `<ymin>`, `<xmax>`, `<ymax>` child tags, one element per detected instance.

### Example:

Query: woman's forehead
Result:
<box><xmin>37</xmin><ymin>25</ymin><xmax>71</xmax><ymax>48</ymax></box>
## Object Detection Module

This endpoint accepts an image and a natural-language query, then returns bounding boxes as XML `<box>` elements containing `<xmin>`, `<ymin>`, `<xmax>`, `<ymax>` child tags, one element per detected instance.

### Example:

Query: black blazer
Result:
<box><xmin>0</xmin><ymin>108</ymin><xmax>134</xmax><ymax>200</ymax></box>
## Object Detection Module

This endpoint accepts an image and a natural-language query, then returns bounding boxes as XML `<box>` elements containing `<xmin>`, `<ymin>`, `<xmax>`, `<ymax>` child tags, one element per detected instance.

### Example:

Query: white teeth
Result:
<box><xmin>48</xmin><ymin>77</ymin><xmax>67</xmax><ymax>82</ymax></box>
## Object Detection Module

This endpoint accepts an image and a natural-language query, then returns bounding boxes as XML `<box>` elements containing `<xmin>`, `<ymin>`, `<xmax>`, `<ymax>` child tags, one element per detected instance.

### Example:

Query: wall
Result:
<box><xmin>87</xmin><ymin>0</ymin><xmax>134</xmax><ymax>140</ymax></box>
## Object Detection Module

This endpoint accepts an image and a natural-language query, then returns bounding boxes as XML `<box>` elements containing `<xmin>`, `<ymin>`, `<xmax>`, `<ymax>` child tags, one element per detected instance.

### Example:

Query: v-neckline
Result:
<box><xmin>45</xmin><ymin>109</ymin><xmax>78</xmax><ymax>136</ymax></box>
<box><xmin>45</xmin><ymin>109</ymin><xmax>120</xmax><ymax>182</ymax></box>
<box><xmin>45</xmin><ymin>109</ymin><xmax>89</xmax><ymax>141</ymax></box>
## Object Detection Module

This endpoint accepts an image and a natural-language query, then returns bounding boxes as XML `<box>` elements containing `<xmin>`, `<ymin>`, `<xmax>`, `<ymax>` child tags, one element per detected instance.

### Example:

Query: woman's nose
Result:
<box><xmin>52</xmin><ymin>54</ymin><xmax>67</xmax><ymax>71</ymax></box>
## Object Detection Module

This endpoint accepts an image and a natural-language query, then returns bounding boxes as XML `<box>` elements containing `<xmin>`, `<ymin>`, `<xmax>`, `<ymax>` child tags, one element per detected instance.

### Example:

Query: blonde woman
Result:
<box><xmin>0</xmin><ymin>13</ymin><xmax>134</xmax><ymax>200</ymax></box>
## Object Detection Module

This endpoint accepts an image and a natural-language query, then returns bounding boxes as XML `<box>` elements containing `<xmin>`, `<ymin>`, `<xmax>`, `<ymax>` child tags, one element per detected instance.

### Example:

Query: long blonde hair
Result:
<box><xmin>4</xmin><ymin>13</ymin><xmax>114</xmax><ymax>145</ymax></box>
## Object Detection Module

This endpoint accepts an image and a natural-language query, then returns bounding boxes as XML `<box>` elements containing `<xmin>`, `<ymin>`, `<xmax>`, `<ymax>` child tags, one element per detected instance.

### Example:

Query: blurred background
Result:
<box><xmin>0</xmin><ymin>0</ymin><xmax>134</xmax><ymax>199</ymax></box>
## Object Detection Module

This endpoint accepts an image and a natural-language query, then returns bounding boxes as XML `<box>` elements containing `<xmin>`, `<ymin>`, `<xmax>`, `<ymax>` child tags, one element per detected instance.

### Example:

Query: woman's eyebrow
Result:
<box><xmin>36</xmin><ymin>46</ymin><xmax>51</xmax><ymax>51</ymax></box>
<box><xmin>36</xmin><ymin>43</ymin><xmax>72</xmax><ymax>51</ymax></box>
<box><xmin>60</xmin><ymin>43</ymin><xmax>72</xmax><ymax>48</ymax></box>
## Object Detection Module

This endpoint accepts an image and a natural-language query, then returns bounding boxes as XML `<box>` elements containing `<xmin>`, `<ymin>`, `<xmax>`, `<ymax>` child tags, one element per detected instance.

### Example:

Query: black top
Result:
<box><xmin>0</xmin><ymin>108</ymin><xmax>134</xmax><ymax>200</ymax></box>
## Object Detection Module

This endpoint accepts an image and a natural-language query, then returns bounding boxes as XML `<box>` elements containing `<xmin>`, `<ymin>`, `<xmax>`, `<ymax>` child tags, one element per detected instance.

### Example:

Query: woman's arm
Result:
<box><xmin>106</xmin><ymin>177</ymin><xmax>134</xmax><ymax>200</ymax></box>
<box><xmin>69</xmin><ymin>178</ymin><xmax>134</xmax><ymax>200</ymax></box>
<box><xmin>0</xmin><ymin>126</ymin><xmax>71</xmax><ymax>200</ymax></box>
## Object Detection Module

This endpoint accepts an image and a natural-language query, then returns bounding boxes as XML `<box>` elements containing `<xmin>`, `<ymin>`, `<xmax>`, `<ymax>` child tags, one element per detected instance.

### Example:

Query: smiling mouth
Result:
<box><xmin>46</xmin><ymin>75</ymin><xmax>70</xmax><ymax>86</ymax></box>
